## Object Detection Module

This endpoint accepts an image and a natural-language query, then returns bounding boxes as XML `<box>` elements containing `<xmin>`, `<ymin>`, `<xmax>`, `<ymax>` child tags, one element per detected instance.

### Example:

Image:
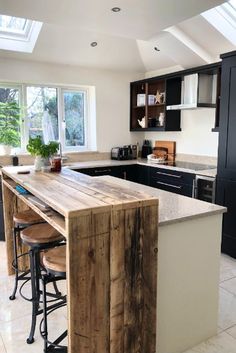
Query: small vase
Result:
<box><xmin>34</xmin><ymin>156</ymin><xmax>44</xmax><ymax>172</ymax></box>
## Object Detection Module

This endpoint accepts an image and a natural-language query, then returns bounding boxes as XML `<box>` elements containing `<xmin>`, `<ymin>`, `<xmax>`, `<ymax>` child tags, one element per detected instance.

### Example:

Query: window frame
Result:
<box><xmin>60</xmin><ymin>87</ymin><xmax>89</xmax><ymax>152</ymax></box>
<box><xmin>0</xmin><ymin>82</ymin><xmax>94</xmax><ymax>154</ymax></box>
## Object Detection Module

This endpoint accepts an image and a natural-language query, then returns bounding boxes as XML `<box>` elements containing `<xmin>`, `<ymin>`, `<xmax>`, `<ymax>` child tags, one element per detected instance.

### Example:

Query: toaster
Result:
<box><xmin>111</xmin><ymin>145</ymin><xmax>137</xmax><ymax>160</ymax></box>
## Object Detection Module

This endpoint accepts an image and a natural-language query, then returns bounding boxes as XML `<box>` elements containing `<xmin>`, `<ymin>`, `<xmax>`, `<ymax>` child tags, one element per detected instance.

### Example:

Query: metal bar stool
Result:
<box><xmin>9</xmin><ymin>209</ymin><xmax>45</xmax><ymax>301</ymax></box>
<box><xmin>40</xmin><ymin>245</ymin><xmax>67</xmax><ymax>353</ymax></box>
<box><xmin>20</xmin><ymin>223</ymin><xmax>65</xmax><ymax>344</ymax></box>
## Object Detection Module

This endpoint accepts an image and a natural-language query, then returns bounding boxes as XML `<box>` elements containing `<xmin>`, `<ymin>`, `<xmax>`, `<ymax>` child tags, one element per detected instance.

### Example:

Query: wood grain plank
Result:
<box><xmin>67</xmin><ymin>209</ymin><xmax>111</xmax><ymax>353</ymax></box>
<box><xmin>110</xmin><ymin>208</ymin><xmax>125</xmax><ymax>353</ymax></box>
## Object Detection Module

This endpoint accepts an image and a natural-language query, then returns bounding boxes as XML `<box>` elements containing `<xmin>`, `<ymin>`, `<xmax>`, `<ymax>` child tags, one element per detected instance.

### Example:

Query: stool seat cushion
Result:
<box><xmin>43</xmin><ymin>246</ymin><xmax>66</xmax><ymax>274</ymax></box>
<box><xmin>21</xmin><ymin>223</ymin><xmax>64</xmax><ymax>245</ymax></box>
<box><xmin>13</xmin><ymin>209</ymin><xmax>43</xmax><ymax>225</ymax></box>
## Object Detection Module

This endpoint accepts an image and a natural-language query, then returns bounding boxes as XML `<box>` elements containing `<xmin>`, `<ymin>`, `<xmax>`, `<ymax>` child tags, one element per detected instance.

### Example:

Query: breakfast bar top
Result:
<box><xmin>1</xmin><ymin>166</ymin><xmax>158</xmax><ymax>218</ymax></box>
<box><xmin>1</xmin><ymin>165</ymin><xmax>225</xmax><ymax>227</ymax></box>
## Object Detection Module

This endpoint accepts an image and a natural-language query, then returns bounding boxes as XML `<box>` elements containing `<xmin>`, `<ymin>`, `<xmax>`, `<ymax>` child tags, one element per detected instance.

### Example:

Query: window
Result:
<box><xmin>62</xmin><ymin>90</ymin><xmax>87</xmax><ymax>148</ymax></box>
<box><xmin>202</xmin><ymin>0</ymin><xmax>236</xmax><ymax>45</ymax></box>
<box><xmin>26</xmin><ymin>86</ymin><xmax>58</xmax><ymax>142</ymax></box>
<box><xmin>0</xmin><ymin>85</ymin><xmax>21</xmax><ymax>148</ymax></box>
<box><xmin>0</xmin><ymin>14</ymin><xmax>42</xmax><ymax>53</ymax></box>
<box><xmin>0</xmin><ymin>83</ymin><xmax>95</xmax><ymax>153</ymax></box>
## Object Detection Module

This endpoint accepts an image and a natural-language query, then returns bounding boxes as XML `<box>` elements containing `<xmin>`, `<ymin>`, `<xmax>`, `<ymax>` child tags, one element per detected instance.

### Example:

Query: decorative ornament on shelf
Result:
<box><xmin>138</xmin><ymin>116</ymin><xmax>146</xmax><ymax>128</ymax></box>
<box><xmin>155</xmin><ymin>90</ymin><xmax>165</xmax><ymax>104</ymax></box>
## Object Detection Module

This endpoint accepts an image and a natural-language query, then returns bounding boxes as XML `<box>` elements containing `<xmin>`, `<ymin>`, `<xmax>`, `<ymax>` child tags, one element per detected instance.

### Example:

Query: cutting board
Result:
<box><xmin>154</xmin><ymin>141</ymin><xmax>176</xmax><ymax>161</ymax></box>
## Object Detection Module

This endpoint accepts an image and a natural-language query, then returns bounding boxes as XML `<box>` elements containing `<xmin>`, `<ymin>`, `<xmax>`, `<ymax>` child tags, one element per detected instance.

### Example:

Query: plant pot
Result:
<box><xmin>0</xmin><ymin>144</ymin><xmax>11</xmax><ymax>155</ymax></box>
<box><xmin>34</xmin><ymin>156</ymin><xmax>44</xmax><ymax>172</ymax></box>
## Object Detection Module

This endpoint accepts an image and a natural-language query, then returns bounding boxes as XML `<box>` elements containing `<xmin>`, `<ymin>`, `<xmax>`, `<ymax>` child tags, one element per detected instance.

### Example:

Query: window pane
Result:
<box><xmin>0</xmin><ymin>87</ymin><xmax>21</xmax><ymax>147</ymax></box>
<box><xmin>0</xmin><ymin>15</ymin><xmax>27</xmax><ymax>32</ymax></box>
<box><xmin>63</xmin><ymin>91</ymin><xmax>85</xmax><ymax>147</ymax></box>
<box><xmin>26</xmin><ymin>86</ymin><xmax>58</xmax><ymax>143</ymax></box>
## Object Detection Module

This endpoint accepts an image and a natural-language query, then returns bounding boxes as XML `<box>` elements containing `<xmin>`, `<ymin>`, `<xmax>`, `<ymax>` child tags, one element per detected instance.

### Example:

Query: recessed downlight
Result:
<box><xmin>154</xmin><ymin>46</ymin><xmax>160</xmax><ymax>52</ymax></box>
<box><xmin>111</xmin><ymin>7</ymin><xmax>121</xmax><ymax>12</ymax></box>
<box><xmin>90</xmin><ymin>41</ymin><xmax>98</xmax><ymax>47</ymax></box>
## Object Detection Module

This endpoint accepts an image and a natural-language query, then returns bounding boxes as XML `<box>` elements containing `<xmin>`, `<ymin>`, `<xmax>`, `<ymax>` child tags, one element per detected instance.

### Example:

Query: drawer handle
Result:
<box><xmin>156</xmin><ymin>181</ymin><xmax>182</xmax><ymax>189</ymax></box>
<box><xmin>155</xmin><ymin>171</ymin><xmax>182</xmax><ymax>178</ymax></box>
<box><xmin>94</xmin><ymin>169</ymin><xmax>112</xmax><ymax>173</ymax></box>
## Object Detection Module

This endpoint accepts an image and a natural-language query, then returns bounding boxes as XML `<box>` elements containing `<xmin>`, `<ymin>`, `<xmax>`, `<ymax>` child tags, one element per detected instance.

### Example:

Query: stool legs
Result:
<box><xmin>40</xmin><ymin>274</ymin><xmax>67</xmax><ymax>352</ymax></box>
<box><xmin>9</xmin><ymin>227</ymin><xmax>19</xmax><ymax>300</ymax></box>
<box><xmin>27</xmin><ymin>249</ymin><xmax>40</xmax><ymax>344</ymax></box>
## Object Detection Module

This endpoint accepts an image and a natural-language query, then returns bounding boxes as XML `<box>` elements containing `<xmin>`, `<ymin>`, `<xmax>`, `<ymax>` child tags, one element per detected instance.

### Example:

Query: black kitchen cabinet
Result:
<box><xmin>216</xmin><ymin>50</ymin><xmax>236</xmax><ymax>257</ymax></box>
<box><xmin>149</xmin><ymin>167</ymin><xmax>194</xmax><ymax>197</ymax></box>
<box><xmin>75</xmin><ymin>165</ymin><xmax>139</xmax><ymax>182</ymax></box>
<box><xmin>218</xmin><ymin>51</ymin><xmax>236</xmax><ymax>180</ymax></box>
<box><xmin>76</xmin><ymin>164</ymin><xmax>195</xmax><ymax>197</ymax></box>
<box><xmin>136</xmin><ymin>165</ymin><xmax>150</xmax><ymax>185</ymax></box>
<box><xmin>216</xmin><ymin>178</ymin><xmax>236</xmax><ymax>257</ymax></box>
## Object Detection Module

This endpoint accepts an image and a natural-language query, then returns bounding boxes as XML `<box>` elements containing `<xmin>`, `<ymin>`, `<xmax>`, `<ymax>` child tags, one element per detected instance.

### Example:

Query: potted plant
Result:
<box><xmin>27</xmin><ymin>136</ymin><xmax>59</xmax><ymax>171</ymax></box>
<box><xmin>0</xmin><ymin>101</ymin><xmax>20</xmax><ymax>155</ymax></box>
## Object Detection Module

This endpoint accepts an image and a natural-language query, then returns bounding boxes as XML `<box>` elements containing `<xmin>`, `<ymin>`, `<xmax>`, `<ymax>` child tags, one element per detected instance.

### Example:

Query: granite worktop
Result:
<box><xmin>97</xmin><ymin>175</ymin><xmax>226</xmax><ymax>226</ymax></box>
<box><xmin>64</xmin><ymin>158</ymin><xmax>217</xmax><ymax>177</ymax></box>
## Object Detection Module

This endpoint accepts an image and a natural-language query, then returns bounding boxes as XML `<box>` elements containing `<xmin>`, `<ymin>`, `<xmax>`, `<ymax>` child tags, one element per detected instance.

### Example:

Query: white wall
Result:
<box><xmin>144</xmin><ymin>108</ymin><xmax>219</xmax><ymax>157</ymax></box>
<box><xmin>0</xmin><ymin>57</ymin><xmax>144</xmax><ymax>152</ymax></box>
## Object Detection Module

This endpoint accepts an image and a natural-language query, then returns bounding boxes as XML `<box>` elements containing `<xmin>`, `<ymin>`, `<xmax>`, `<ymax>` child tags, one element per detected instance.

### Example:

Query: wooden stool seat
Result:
<box><xmin>13</xmin><ymin>209</ymin><xmax>43</xmax><ymax>225</ymax></box>
<box><xmin>21</xmin><ymin>223</ymin><xmax>64</xmax><ymax>245</ymax></box>
<box><xmin>43</xmin><ymin>246</ymin><xmax>66</xmax><ymax>274</ymax></box>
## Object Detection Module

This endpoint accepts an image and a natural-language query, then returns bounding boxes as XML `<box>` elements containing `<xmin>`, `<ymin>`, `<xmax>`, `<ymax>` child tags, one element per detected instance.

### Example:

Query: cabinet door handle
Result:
<box><xmin>155</xmin><ymin>171</ymin><xmax>182</xmax><ymax>178</ymax></box>
<box><xmin>94</xmin><ymin>169</ymin><xmax>112</xmax><ymax>173</ymax></box>
<box><xmin>156</xmin><ymin>181</ymin><xmax>182</xmax><ymax>189</ymax></box>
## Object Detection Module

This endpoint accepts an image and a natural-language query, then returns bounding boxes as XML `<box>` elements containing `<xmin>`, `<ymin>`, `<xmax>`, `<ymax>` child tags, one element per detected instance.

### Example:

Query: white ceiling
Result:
<box><xmin>0</xmin><ymin>0</ymin><xmax>233</xmax><ymax>73</ymax></box>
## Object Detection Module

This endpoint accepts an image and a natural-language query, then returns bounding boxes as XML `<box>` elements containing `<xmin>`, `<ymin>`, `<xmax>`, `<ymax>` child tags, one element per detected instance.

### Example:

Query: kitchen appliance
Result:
<box><xmin>166</xmin><ymin>73</ymin><xmax>217</xmax><ymax>110</ymax></box>
<box><xmin>111</xmin><ymin>145</ymin><xmax>137</xmax><ymax>160</ymax></box>
<box><xmin>141</xmin><ymin>140</ymin><xmax>152</xmax><ymax>158</ymax></box>
<box><xmin>193</xmin><ymin>175</ymin><xmax>216</xmax><ymax>203</ymax></box>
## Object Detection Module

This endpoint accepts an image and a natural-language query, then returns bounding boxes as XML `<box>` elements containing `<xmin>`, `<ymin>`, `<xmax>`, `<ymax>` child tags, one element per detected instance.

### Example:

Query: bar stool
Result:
<box><xmin>21</xmin><ymin>223</ymin><xmax>65</xmax><ymax>344</ymax></box>
<box><xmin>9</xmin><ymin>209</ymin><xmax>44</xmax><ymax>300</ymax></box>
<box><xmin>40</xmin><ymin>245</ymin><xmax>67</xmax><ymax>353</ymax></box>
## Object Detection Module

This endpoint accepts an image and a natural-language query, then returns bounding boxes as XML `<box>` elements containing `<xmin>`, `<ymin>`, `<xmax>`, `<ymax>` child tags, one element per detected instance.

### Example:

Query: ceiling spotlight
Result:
<box><xmin>111</xmin><ymin>7</ymin><xmax>121</xmax><ymax>12</ymax></box>
<box><xmin>154</xmin><ymin>46</ymin><xmax>160</xmax><ymax>52</ymax></box>
<box><xmin>90</xmin><ymin>41</ymin><xmax>98</xmax><ymax>47</ymax></box>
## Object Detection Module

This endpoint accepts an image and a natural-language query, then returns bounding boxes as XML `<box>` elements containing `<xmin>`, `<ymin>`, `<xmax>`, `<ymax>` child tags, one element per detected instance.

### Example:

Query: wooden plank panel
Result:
<box><xmin>2</xmin><ymin>183</ymin><xmax>17</xmax><ymax>275</ymax></box>
<box><xmin>67</xmin><ymin>210</ymin><xmax>111</xmax><ymax>353</ymax></box>
<box><xmin>110</xmin><ymin>208</ymin><xmax>125</xmax><ymax>353</ymax></box>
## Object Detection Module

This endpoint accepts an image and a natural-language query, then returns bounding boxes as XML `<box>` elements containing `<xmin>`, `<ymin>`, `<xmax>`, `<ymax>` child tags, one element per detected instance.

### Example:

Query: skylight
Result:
<box><xmin>0</xmin><ymin>15</ymin><xmax>27</xmax><ymax>33</ymax></box>
<box><xmin>202</xmin><ymin>0</ymin><xmax>236</xmax><ymax>45</ymax></box>
<box><xmin>0</xmin><ymin>14</ymin><xmax>42</xmax><ymax>53</ymax></box>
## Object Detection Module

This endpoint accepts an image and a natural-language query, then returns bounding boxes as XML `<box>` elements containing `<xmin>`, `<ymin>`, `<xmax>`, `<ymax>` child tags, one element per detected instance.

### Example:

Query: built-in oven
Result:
<box><xmin>193</xmin><ymin>175</ymin><xmax>216</xmax><ymax>203</ymax></box>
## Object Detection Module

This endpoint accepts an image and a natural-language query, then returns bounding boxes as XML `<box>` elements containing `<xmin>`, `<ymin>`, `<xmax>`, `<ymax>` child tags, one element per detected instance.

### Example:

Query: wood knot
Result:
<box><xmin>154</xmin><ymin>248</ymin><xmax>158</xmax><ymax>253</ymax></box>
<box><xmin>88</xmin><ymin>249</ymin><xmax>95</xmax><ymax>260</ymax></box>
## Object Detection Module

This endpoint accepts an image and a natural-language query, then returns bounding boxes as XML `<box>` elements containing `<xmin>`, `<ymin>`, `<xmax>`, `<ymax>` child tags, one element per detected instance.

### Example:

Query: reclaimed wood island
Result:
<box><xmin>1</xmin><ymin>166</ymin><xmax>226</xmax><ymax>353</ymax></box>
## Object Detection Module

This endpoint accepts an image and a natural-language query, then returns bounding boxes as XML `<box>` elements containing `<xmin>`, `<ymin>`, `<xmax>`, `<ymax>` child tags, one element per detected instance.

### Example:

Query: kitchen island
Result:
<box><xmin>1</xmin><ymin>166</ymin><xmax>225</xmax><ymax>353</ymax></box>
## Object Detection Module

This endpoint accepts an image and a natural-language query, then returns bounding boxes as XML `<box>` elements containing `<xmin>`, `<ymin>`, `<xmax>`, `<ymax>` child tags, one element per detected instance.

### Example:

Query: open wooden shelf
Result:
<box><xmin>2</xmin><ymin>178</ymin><xmax>66</xmax><ymax>236</ymax></box>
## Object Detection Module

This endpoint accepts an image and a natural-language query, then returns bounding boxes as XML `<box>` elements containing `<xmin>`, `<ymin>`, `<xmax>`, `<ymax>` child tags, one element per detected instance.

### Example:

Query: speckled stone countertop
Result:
<box><xmin>65</xmin><ymin>158</ymin><xmax>217</xmax><ymax>177</ymax></box>
<box><xmin>96</xmin><ymin>175</ymin><xmax>226</xmax><ymax>226</ymax></box>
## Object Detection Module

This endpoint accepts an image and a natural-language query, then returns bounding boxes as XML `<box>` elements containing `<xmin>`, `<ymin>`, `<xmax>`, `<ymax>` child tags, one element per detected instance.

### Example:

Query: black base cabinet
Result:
<box><xmin>216</xmin><ymin>178</ymin><xmax>236</xmax><ymax>258</ymax></box>
<box><xmin>149</xmin><ymin>167</ymin><xmax>194</xmax><ymax>197</ymax></box>
<box><xmin>75</xmin><ymin>164</ymin><xmax>194</xmax><ymax>198</ymax></box>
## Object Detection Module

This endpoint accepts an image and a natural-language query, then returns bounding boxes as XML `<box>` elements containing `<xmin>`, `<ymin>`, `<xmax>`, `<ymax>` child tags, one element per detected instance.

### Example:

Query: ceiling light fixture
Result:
<box><xmin>154</xmin><ymin>46</ymin><xmax>160</xmax><ymax>52</ymax></box>
<box><xmin>90</xmin><ymin>41</ymin><xmax>98</xmax><ymax>47</ymax></box>
<box><xmin>111</xmin><ymin>7</ymin><xmax>121</xmax><ymax>12</ymax></box>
